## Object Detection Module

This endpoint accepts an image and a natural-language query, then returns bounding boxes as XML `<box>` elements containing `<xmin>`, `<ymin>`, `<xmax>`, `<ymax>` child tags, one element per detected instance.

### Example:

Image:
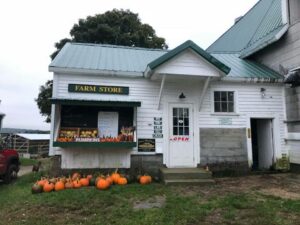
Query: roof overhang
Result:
<box><xmin>49</xmin><ymin>67</ymin><xmax>143</xmax><ymax>78</ymax></box>
<box><xmin>145</xmin><ymin>40</ymin><xmax>231</xmax><ymax>79</ymax></box>
<box><xmin>240</xmin><ymin>24</ymin><xmax>289</xmax><ymax>59</ymax></box>
<box><xmin>51</xmin><ymin>98</ymin><xmax>141</xmax><ymax>107</ymax></box>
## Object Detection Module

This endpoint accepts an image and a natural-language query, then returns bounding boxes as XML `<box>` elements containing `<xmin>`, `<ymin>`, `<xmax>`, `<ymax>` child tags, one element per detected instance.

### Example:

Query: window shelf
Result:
<box><xmin>53</xmin><ymin>141</ymin><xmax>136</xmax><ymax>148</ymax></box>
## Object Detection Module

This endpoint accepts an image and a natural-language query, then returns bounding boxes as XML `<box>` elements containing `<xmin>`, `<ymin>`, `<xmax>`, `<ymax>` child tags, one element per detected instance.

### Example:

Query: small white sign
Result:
<box><xmin>98</xmin><ymin>111</ymin><xmax>119</xmax><ymax>137</ymax></box>
<box><xmin>219</xmin><ymin>118</ymin><xmax>233</xmax><ymax>125</ymax></box>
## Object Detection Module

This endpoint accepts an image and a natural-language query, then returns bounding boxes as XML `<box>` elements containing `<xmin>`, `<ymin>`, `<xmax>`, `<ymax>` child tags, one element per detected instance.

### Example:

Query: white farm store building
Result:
<box><xmin>49</xmin><ymin>0</ymin><xmax>292</xmax><ymax>174</ymax></box>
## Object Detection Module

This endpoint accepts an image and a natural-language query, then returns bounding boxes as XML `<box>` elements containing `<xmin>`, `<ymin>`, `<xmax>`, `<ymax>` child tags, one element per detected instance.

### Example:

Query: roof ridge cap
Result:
<box><xmin>69</xmin><ymin>42</ymin><xmax>168</xmax><ymax>52</ymax></box>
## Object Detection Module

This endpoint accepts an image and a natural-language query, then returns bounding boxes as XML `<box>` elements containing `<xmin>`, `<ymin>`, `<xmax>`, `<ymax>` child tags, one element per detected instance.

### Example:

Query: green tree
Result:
<box><xmin>35</xmin><ymin>80</ymin><xmax>52</xmax><ymax>123</ymax></box>
<box><xmin>38</xmin><ymin>9</ymin><xmax>167</xmax><ymax>122</ymax></box>
<box><xmin>50</xmin><ymin>9</ymin><xmax>167</xmax><ymax>59</ymax></box>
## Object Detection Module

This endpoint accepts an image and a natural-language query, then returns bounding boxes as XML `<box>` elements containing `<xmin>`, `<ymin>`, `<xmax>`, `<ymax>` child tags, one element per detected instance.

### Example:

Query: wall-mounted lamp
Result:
<box><xmin>260</xmin><ymin>88</ymin><xmax>266</xmax><ymax>98</ymax></box>
<box><xmin>179</xmin><ymin>92</ymin><xmax>186</xmax><ymax>99</ymax></box>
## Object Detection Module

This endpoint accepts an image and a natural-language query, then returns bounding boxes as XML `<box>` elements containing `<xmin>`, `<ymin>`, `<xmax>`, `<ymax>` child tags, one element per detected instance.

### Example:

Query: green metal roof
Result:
<box><xmin>148</xmin><ymin>40</ymin><xmax>231</xmax><ymax>75</ymax></box>
<box><xmin>49</xmin><ymin>41</ymin><xmax>282</xmax><ymax>80</ymax></box>
<box><xmin>212</xmin><ymin>54</ymin><xmax>283</xmax><ymax>79</ymax></box>
<box><xmin>49</xmin><ymin>43</ymin><xmax>167</xmax><ymax>76</ymax></box>
<box><xmin>207</xmin><ymin>0</ymin><xmax>288</xmax><ymax>58</ymax></box>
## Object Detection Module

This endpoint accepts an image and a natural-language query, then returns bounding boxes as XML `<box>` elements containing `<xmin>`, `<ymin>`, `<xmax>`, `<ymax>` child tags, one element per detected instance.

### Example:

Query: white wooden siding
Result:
<box><xmin>154</xmin><ymin>49</ymin><xmax>222</xmax><ymax>77</ymax></box>
<box><xmin>51</xmin><ymin>73</ymin><xmax>287</xmax><ymax>168</ymax></box>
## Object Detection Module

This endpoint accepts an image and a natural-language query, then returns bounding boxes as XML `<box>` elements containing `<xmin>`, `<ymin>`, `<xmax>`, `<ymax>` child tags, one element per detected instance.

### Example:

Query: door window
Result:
<box><xmin>172</xmin><ymin>108</ymin><xmax>189</xmax><ymax>136</ymax></box>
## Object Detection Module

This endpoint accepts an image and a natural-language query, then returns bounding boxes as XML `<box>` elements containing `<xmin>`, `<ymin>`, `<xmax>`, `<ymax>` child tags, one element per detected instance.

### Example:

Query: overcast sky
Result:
<box><xmin>0</xmin><ymin>0</ymin><xmax>258</xmax><ymax>130</ymax></box>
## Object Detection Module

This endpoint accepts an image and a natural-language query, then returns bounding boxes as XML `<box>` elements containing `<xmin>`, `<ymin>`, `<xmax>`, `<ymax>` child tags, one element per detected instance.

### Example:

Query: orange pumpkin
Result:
<box><xmin>106</xmin><ymin>176</ymin><xmax>113</xmax><ymax>185</ymax></box>
<box><xmin>80</xmin><ymin>178</ymin><xmax>89</xmax><ymax>187</ymax></box>
<box><xmin>87</xmin><ymin>175</ymin><xmax>93</xmax><ymax>180</ymax></box>
<box><xmin>117</xmin><ymin>177</ymin><xmax>127</xmax><ymax>185</ymax></box>
<box><xmin>43</xmin><ymin>182</ymin><xmax>54</xmax><ymax>192</ymax></box>
<box><xmin>139</xmin><ymin>175</ymin><xmax>152</xmax><ymax>185</ymax></box>
<box><xmin>72</xmin><ymin>172</ymin><xmax>81</xmax><ymax>181</ymax></box>
<box><xmin>37</xmin><ymin>179</ymin><xmax>47</xmax><ymax>187</ymax></box>
<box><xmin>96</xmin><ymin>178</ymin><xmax>110</xmax><ymax>190</ymax></box>
<box><xmin>73</xmin><ymin>179</ymin><xmax>82</xmax><ymax>188</ymax></box>
<box><xmin>65</xmin><ymin>179</ymin><xmax>74</xmax><ymax>189</ymax></box>
<box><xmin>54</xmin><ymin>180</ymin><xmax>65</xmax><ymax>191</ymax></box>
<box><xmin>111</xmin><ymin>172</ymin><xmax>121</xmax><ymax>184</ymax></box>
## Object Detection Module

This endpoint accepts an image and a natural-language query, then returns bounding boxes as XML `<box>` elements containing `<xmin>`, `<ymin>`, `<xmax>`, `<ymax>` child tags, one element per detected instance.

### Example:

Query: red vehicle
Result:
<box><xmin>0</xmin><ymin>136</ymin><xmax>20</xmax><ymax>183</ymax></box>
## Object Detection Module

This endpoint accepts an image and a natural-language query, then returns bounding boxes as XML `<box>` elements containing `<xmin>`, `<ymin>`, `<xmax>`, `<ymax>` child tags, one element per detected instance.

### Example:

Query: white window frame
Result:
<box><xmin>210</xmin><ymin>89</ymin><xmax>239</xmax><ymax>116</ymax></box>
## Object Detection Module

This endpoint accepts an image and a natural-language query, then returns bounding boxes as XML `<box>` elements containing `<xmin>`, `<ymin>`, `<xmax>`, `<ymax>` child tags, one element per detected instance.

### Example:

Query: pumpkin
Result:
<box><xmin>65</xmin><ymin>179</ymin><xmax>74</xmax><ymax>189</ymax></box>
<box><xmin>72</xmin><ymin>172</ymin><xmax>81</xmax><ymax>180</ymax></box>
<box><xmin>87</xmin><ymin>174</ymin><xmax>93</xmax><ymax>180</ymax></box>
<box><xmin>139</xmin><ymin>175</ymin><xmax>152</xmax><ymax>185</ymax></box>
<box><xmin>73</xmin><ymin>179</ymin><xmax>82</xmax><ymax>189</ymax></box>
<box><xmin>37</xmin><ymin>179</ymin><xmax>47</xmax><ymax>187</ymax></box>
<box><xmin>60</xmin><ymin>177</ymin><xmax>67</xmax><ymax>184</ymax></box>
<box><xmin>43</xmin><ymin>182</ymin><xmax>54</xmax><ymax>192</ymax></box>
<box><xmin>72</xmin><ymin>172</ymin><xmax>81</xmax><ymax>181</ymax></box>
<box><xmin>96</xmin><ymin>178</ymin><xmax>110</xmax><ymax>190</ymax></box>
<box><xmin>106</xmin><ymin>176</ymin><xmax>113</xmax><ymax>185</ymax></box>
<box><xmin>111</xmin><ymin>171</ymin><xmax>121</xmax><ymax>184</ymax></box>
<box><xmin>32</xmin><ymin>183</ymin><xmax>43</xmax><ymax>194</ymax></box>
<box><xmin>80</xmin><ymin>178</ymin><xmax>89</xmax><ymax>187</ymax></box>
<box><xmin>117</xmin><ymin>177</ymin><xmax>127</xmax><ymax>185</ymax></box>
<box><xmin>54</xmin><ymin>180</ymin><xmax>65</xmax><ymax>191</ymax></box>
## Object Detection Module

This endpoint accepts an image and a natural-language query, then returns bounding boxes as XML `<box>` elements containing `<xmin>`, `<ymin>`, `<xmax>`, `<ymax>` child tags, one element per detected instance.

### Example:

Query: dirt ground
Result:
<box><xmin>172</xmin><ymin>173</ymin><xmax>300</xmax><ymax>200</ymax></box>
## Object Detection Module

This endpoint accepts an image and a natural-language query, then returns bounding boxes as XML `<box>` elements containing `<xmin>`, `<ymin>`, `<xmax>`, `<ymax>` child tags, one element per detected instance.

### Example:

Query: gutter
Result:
<box><xmin>221</xmin><ymin>77</ymin><xmax>284</xmax><ymax>84</ymax></box>
<box><xmin>48</xmin><ymin>67</ymin><xmax>144</xmax><ymax>78</ymax></box>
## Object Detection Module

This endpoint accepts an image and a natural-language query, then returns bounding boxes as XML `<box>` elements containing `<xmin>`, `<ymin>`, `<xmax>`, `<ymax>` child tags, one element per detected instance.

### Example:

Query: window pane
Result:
<box><xmin>228</xmin><ymin>92</ymin><xmax>234</xmax><ymax>101</ymax></box>
<box><xmin>184</xmin><ymin>118</ymin><xmax>189</xmax><ymax>126</ymax></box>
<box><xmin>179</xmin><ymin>127</ymin><xmax>183</xmax><ymax>135</ymax></box>
<box><xmin>173</xmin><ymin>117</ymin><xmax>178</xmax><ymax>126</ymax></box>
<box><xmin>221</xmin><ymin>92</ymin><xmax>227</xmax><ymax>101</ymax></box>
<box><xmin>173</xmin><ymin>127</ymin><xmax>178</xmax><ymax>135</ymax></box>
<box><xmin>228</xmin><ymin>102</ymin><xmax>234</xmax><ymax>112</ymax></box>
<box><xmin>184</xmin><ymin>127</ymin><xmax>189</xmax><ymax>135</ymax></box>
<box><xmin>179</xmin><ymin>108</ymin><xmax>183</xmax><ymax>117</ymax></box>
<box><xmin>214</xmin><ymin>91</ymin><xmax>220</xmax><ymax>101</ymax></box>
<box><xmin>183</xmin><ymin>108</ymin><xmax>189</xmax><ymax>117</ymax></box>
<box><xmin>221</xmin><ymin>102</ymin><xmax>227</xmax><ymax>112</ymax></box>
<box><xmin>215</xmin><ymin>102</ymin><xmax>221</xmax><ymax>112</ymax></box>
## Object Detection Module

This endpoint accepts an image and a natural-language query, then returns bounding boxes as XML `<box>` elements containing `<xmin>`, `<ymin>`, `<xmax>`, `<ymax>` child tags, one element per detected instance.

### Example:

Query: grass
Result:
<box><xmin>1</xmin><ymin>173</ymin><xmax>300</xmax><ymax>225</ymax></box>
<box><xmin>19</xmin><ymin>157</ymin><xmax>38</xmax><ymax>166</ymax></box>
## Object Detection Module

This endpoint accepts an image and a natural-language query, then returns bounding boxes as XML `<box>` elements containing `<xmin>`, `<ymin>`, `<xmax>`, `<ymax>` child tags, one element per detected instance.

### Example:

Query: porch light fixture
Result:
<box><xmin>260</xmin><ymin>88</ymin><xmax>266</xmax><ymax>98</ymax></box>
<box><xmin>179</xmin><ymin>92</ymin><xmax>186</xmax><ymax>99</ymax></box>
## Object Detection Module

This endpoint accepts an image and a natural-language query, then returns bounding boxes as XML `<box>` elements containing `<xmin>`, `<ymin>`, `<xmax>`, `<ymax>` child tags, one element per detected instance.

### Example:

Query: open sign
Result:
<box><xmin>170</xmin><ymin>137</ymin><xmax>189</xmax><ymax>141</ymax></box>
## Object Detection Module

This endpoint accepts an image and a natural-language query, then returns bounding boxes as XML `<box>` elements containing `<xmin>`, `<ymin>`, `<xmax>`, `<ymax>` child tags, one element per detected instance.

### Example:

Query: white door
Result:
<box><xmin>169</xmin><ymin>104</ymin><xmax>194</xmax><ymax>167</ymax></box>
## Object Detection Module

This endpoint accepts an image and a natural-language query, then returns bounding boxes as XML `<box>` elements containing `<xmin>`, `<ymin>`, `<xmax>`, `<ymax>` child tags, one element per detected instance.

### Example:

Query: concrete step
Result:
<box><xmin>164</xmin><ymin>178</ymin><xmax>215</xmax><ymax>185</ymax></box>
<box><xmin>160</xmin><ymin>168</ymin><xmax>212</xmax><ymax>180</ymax></box>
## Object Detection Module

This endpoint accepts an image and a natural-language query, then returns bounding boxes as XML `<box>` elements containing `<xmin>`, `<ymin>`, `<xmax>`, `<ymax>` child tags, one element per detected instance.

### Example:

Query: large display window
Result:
<box><xmin>55</xmin><ymin>105</ymin><xmax>136</xmax><ymax>147</ymax></box>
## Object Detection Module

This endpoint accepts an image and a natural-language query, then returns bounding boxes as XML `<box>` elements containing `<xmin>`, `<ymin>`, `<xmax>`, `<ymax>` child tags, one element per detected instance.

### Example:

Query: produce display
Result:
<box><xmin>57</xmin><ymin>126</ymin><xmax>135</xmax><ymax>143</ymax></box>
<box><xmin>31</xmin><ymin>171</ymin><xmax>152</xmax><ymax>194</ymax></box>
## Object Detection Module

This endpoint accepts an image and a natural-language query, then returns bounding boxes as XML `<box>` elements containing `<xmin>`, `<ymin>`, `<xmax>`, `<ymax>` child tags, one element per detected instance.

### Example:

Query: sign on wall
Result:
<box><xmin>153</xmin><ymin>117</ymin><xmax>163</xmax><ymax>138</ymax></box>
<box><xmin>68</xmin><ymin>84</ymin><xmax>129</xmax><ymax>95</ymax></box>
<box><xmin>138</xmin><ymin>139</ymin><xmax>155</xmax><ymax>152</ymax></box>
<box><xmin>98</xmin><ymin>111</ymin><xmax>119</xmax><ymax>138</ymax></box>
<box><xmin>219</xmin><ymin>118</ymin><xmax>233</xmax><ymax>125</ymax></box>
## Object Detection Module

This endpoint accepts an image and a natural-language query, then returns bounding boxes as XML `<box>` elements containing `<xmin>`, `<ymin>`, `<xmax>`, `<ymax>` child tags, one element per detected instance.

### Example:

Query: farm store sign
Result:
<box><xmin>68</xmin><ymin>84</ymin><xmax>129</xmax><ymax>95</ymax></box>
